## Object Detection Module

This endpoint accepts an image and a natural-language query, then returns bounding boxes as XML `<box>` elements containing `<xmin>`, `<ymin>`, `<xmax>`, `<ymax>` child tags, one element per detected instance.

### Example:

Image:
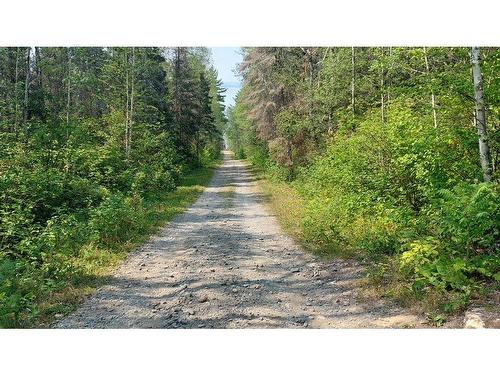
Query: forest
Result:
<box><xmin>0</xmin><ymin>47</ymin><xmax>225</xmax><ymax>327</ymax></box>
<box><xmin>0</xmin><ymin>46</ymin><xmax>498</xmax><ymax>328</ymax></box>
<box><xmin>226</xmin><ymin>47</ymin><xmax>499</xmax><ymax>317</ymax></box>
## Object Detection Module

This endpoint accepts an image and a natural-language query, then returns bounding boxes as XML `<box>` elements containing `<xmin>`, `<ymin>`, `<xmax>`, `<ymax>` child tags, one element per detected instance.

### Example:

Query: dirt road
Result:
<box><xmin>57</xmin><ymin>151</ymin><xmax>424</xmax><ymax>328</ymax></box>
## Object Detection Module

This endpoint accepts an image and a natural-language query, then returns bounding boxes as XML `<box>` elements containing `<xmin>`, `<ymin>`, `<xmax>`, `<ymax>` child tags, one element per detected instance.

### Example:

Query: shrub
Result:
<box><xmin>132</xmin><ymin>167</ymin><xmax>176</xmax><ymax>195</ymax></box>
<box><xmin>0</xmin><ymin>258</ymin><xmax>39</xmax><ymax>327</ymax></box>
<box><xmin>429</xmin><ymin>183</ymin><xmax>500</xmax><ymax>255</ymax></box>
<box><xmin>399</xmin><ymin>239</ymin><xmax>440</xmax><ymax>278</ymax></box>
<box><xmin>267</xmin><ymin>101</ymin><xmax>498</xmax><ymax>311</ymax></box>
<box><xmin>235</xmin><ymin>147</ymin><xmax>246</xmax><ymax>159</ymax></box>
<box><xmin>89</xmin><ymin>193</ymin><xmax>146</xmax><ymax>248</ymax></box>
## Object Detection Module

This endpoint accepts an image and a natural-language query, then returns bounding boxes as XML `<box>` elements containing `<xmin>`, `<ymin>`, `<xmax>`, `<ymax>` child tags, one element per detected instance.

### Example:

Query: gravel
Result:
<box><xmin>56</xmin><ymin>151</ymin><xmax>425</xmax><ymax>329</ymax></box>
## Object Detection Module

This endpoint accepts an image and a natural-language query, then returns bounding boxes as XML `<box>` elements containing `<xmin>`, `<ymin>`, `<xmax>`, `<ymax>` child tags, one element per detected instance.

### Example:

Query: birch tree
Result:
<box><xmin>66</xmin><ymin>48</ymin><xmax>72</xmax><ymax>138</ymax></box>
<box><xmin>471</xmin><ymin>47</ymin><xmax>493</xmax><ymax>182</ymax></box>
<box><xmin>13</xmin><ymin>47</ymin><xmax>19</xmax><ymax>132</ymax></box>
<box><xmin>351</xmin><ymin>47</ymin><xmax>355</xmax><ymax>116</ymax></box>
<box><xmin>127</xmin><ymin>47</ymin><xmax>135</xmax><ymax>161</ymax></box>
<box><xmin>124</xmin><ymin>49</ymin><xmax>130</xmax><ymax>160</ymax></box>
<box><xmin>23</xmin><ymin>47</ymin><xmax>31</xmax><ymax>124</ymax></box>
<box><xmin>380</xmin><ymin>47</ymin><xmax>385</xmax><ymax>123</ymax></box>
<box><xmin>423</xmin><ymin>47</ymin><xmax>438</xmax><ymax>128</ymax></box>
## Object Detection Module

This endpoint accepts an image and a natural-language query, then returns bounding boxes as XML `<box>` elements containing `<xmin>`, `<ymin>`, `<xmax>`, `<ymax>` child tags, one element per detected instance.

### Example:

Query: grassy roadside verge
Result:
<box><xmin>6</xmin><ymin>163</ymin><xmax>217</xmax><ymax>328</ymax></box>
<box><xmin>249</xmin><ymin>166</ymin><xmax>307</xmax><ymax>248</ymax></box>
<box><xmin>248</xmin><ymin>162</ymin><xmax>498</xmax><ymax>325</ymax></box>
<box><xmin>249</xmin><ymin>164</ymin><xmax>350</xmax><ymax>258</ymax></box>
<box><xmin>250</xmin><ymin>166</ymin><xmax>424</xmax><ymax>313</ymax></box>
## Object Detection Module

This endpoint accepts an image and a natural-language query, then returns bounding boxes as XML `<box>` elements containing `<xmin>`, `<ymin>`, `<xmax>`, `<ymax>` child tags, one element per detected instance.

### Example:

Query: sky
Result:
<box><xmin>210</xmin><ymin>47</ymin><xmax>243</xmax><ymax>109</ymax></box>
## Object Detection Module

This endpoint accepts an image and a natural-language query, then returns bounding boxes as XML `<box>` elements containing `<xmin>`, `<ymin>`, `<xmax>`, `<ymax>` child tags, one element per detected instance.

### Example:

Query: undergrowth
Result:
<box><xmin>0</xmin><ymin>163</ymin><xmax>217</xmax><ymax>328</ymax></box>
<box><xmin>240</xmin><ymin>112</ymin><xmax>499</xmax><ymax>321</ymax></box>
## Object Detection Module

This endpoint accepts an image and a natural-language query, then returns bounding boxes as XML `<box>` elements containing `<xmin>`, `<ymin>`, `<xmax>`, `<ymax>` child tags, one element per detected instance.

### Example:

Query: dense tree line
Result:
<box><xmin>227</xmin><ymin>47</ymin><xmax>499</xmax><ymax>313</ymax></box>
<box><xmin>0</xmin><ymin>47</ymin><xmax>225</xmax><ymax>326</ymax></box>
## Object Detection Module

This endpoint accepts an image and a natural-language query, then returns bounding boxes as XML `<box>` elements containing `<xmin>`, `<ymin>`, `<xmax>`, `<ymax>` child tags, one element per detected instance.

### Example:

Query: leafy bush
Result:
<box><xmin>251</xmin><ymin>100</ymin><xmax>499</xmax><ymax>312</ymax></box>
<box><xmin>399</xmin><ymin>239</ymin><xmax>440</xmax><ymax>278</ymax></box>
<box><xmin>89</xmin><ymin>194</ymin><xmax>146</xmax><ymax>248</ymax></box>
<box><xmin>235</xmin><ymin>148</ymin><xmax>246</xmax><ymax>160</ymax></box>
<box><xmin>428</xmin><ymin>183</ymin><xmax>499</xmax><ymax>254</ymax></box>
<box><xmin>0</xmin><ymin>119</ymin><xmax>210</xmax><ymax>327</ymax></box>
<box><xmin>132</xmin><ymin>167</ymin><xmax>176</xmax><ymax>195</ymax></box>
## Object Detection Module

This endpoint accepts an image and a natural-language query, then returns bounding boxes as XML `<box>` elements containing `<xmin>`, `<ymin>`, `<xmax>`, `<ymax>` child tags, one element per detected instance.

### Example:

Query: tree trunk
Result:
<box><xmin>23</xmin><ymin>47</ymin><xmax>31</xmax><ymax>124</ymax></box>
<box><xmin>125</xmin><ymin>50</ymin><xmax>130</xmax><ymax>160</ymax></box>
<box><xmin>128</xmin><ymin>47</ymin><xmax>135</xmax><ymax>161</ymax></box>
<box><xmin>381</xmin><ymin>48</ymin><xmax>385</xmax><ymax>124</ymax></box>
<box><xmin>13</xmin><ymin>47</ymin><xmax>19</xmax><ymax>132</ymax></box>
<box><xmin>174</xmin><ymin>47</ymin><xmax>181</xmax><ymax>146</ymax></box>
<box><xmin>34</xmin><ymin>47</ymin><xmax>44</xmax><ymax>119</ymax></box>
<box><xmin>471</xmin><ymin>47</ymin><xmax>493</xmax><ymax>182</ymax></box>
<box><xmin>387</xmin><ymin>46</ymin><xmax>392</xmax><ymax>103</ymax></box>
<box><xmin>381</xmin><ymin>78</ymin><xmax>385</xmax><ymax>123</ymax></box>
<box><xmin>66</xmin><ymin>48</ymin><xmax>71</xmax><ymax>137</ymax></box>
<box><xmin>351</xmin><ymin>47</ymin><xmax>355</xmax><ymax>117</ymax></box>
<box><xmin>423</xmin><ymin>47</ymin><xmax>438</xmax><ymax>128</ymax></box>
<box><xmin>302</xmin><ymin>47</ymin><xmax>314</xmax><ymax>119</ymax></box>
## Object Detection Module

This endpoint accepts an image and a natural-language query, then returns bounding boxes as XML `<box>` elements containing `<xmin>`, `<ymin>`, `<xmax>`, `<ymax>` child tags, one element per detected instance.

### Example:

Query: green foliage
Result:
<box><xmin>399</xmin><ymin>239</ymin><xmax>440</xmax><ymax>279</ymax></box>
<box><xmin>0</xmin><ymin>162</ymin><xmax>216</xmax><ymax>328</ymax></box>
<box><xmin>297</xmin><ymin>107</ymin><xmax>499</xmax><ymax>308</ymax></box>
<box><xmin>89</xmin><ymin>194</ymin><xmax>145</xmax><ymax>248</ymax></box>
<box><xmin>429</xmin><ymin>183</ymin><xmax>499</xmax><ymax>253</ymax></box>
<box><xmin>235</xmin><ymin>148</ymin><xmax>246</xmax><ymax>160</ymax></box>
<box><xmin>230</xmin><ymin>47</ymin><xmax>499</xmax><ymax>313</ymax></box>
<box><xmin>0</xmin><ymin>47</ymin><xmax>225</xmax><ymax>327</ymax></box>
